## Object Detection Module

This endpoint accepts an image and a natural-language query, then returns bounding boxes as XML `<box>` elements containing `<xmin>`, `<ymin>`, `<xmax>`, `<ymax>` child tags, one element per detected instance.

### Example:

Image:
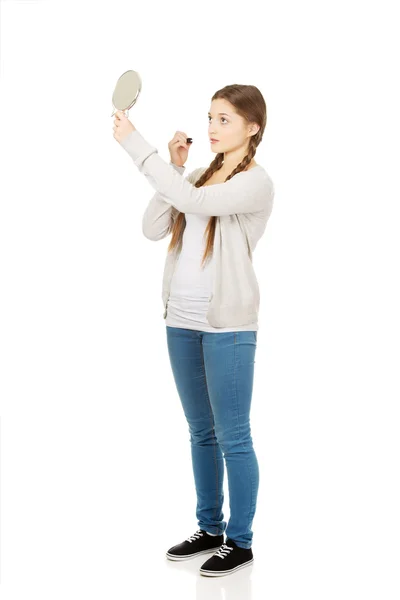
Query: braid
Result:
<box><xmin>167</xmin><ymin>129</ymin><xmax>263</xmax><ymax>267</ymax></box>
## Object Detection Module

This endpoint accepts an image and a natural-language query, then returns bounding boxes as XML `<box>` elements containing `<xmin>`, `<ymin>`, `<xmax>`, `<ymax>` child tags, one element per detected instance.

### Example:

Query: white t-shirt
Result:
<box><xmin>166</xmin><ymin>212</ymin><xmax>258</xmax><ymax>332</ymax></box>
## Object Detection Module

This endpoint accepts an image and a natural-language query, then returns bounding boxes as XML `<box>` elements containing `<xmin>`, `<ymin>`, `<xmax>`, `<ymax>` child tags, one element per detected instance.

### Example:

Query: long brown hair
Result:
<box><xmin>167</xmin><ymin>84</ymin><xmax>268</xmax><ymax>268</ymax></box>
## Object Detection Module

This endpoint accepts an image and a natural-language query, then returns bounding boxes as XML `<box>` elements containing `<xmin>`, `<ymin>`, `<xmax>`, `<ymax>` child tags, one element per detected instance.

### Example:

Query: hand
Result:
<box><xmin>113</xmin><ymin>110</ymin><xmax>136</xmax><ymax>144</ymax></box>
<box><xmin>168</xmin><ymin>131</ymin><xmax>191</xmax><ymax>167</ymax></box>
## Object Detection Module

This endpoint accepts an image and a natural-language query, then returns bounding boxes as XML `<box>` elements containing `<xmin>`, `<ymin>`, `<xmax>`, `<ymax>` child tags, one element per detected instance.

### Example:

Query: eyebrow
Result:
<box><xmin>208</xmin><ymin>112</ymin><xmax>230</xmax><ymax>116</ymax></box>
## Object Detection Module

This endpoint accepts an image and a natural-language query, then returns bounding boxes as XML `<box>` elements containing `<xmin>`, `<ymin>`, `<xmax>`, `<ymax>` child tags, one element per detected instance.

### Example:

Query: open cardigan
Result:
<box><xmin>120</xmin><ymin>129</ymin><xmax>275</xmax><ymax>327</ymax></box>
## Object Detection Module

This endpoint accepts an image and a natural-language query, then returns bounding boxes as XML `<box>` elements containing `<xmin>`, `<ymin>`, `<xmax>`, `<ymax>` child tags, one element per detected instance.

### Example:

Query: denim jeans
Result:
<box><xmin>165</xmin><ymin>326</ymin><xmax>259</xmax><ymax>549</ymax></box>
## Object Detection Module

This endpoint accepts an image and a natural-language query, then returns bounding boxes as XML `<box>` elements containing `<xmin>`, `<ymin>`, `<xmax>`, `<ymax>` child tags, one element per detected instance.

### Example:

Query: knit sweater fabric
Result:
<box><xmin>119</xmin><ymin>129</ymin><xmax>275</xmax><ymax>329</ymax></box>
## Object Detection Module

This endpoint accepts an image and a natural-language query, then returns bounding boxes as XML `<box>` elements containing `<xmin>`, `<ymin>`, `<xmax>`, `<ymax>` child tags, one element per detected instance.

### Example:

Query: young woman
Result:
<box><xmin>114</xmin><ymin>84</ymin><xmax>275</xmax><ymax>577</ymax></box>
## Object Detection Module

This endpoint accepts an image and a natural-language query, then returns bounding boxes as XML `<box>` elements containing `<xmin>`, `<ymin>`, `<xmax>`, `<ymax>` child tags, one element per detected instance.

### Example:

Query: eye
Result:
<box><xmin>208</xmin><ymin>116</ymin><xmax>228</xmax><ymax>124</ymax></box>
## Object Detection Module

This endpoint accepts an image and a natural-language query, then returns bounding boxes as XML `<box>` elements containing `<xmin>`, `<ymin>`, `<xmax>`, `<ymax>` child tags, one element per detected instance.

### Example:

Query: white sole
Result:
<box><xmin>166</xmin><ymin>546</ymin><xmax>223</xmax><ymax>561</ymax></box>
<box><xmin>199</xmin><ymin>557</ymin><xmax>254</xmax><ymax>576</ymax></box>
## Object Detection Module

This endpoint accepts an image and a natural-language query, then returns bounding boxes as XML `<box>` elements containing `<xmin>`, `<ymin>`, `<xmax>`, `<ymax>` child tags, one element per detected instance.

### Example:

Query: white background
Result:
<box><xmin>0</xmin><ymin>0</ymin><xmax>399</xmax><ymax>598</ymax></box>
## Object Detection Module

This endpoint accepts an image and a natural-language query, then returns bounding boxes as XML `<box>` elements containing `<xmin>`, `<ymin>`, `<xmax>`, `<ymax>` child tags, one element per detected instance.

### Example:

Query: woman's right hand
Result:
<box><xmin>168</xmin><ymin>131</ymin><xmax>191</xmax><ymax>167</ymax></box>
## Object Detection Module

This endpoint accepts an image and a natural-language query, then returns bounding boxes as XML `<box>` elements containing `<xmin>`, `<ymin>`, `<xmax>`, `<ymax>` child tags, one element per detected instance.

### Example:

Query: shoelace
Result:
<box><xmin>185</xmin><ymin>529</ymin><xmax>204</xmax><ymax>543</ymax></box>
<box><xmin>213</xmin><ymin>543</ymin><xmax>233</xmax><ymax>559</ymax></box>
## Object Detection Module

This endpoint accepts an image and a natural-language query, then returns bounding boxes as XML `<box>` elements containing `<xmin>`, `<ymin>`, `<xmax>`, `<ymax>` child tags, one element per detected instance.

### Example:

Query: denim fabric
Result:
<box><xmin>166</xmin><ymin>326</ymin><xmax>259</xmax><ymax>549</ymax></box>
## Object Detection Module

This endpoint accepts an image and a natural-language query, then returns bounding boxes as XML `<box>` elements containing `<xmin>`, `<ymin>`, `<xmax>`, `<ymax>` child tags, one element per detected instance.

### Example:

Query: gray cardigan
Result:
<box><xmin>120</xmin><ymin>129</ymin><xmax>275</xmax><ymax>328</ymax></box>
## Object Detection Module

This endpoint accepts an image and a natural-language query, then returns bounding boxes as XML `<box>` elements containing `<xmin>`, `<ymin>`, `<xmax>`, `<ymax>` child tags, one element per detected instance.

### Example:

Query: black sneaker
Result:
<box><xmin>166</xmin><ymin>529</ymin><xmax>225</xmax><ymax>561</ymax></box>
<box><xmin>199</xmin><ymin>538</ymin><xmax>254</xmax><ymax>577</ymax></box>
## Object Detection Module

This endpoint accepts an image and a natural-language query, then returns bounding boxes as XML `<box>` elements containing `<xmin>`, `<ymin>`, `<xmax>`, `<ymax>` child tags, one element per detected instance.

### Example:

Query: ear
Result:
<box><xmin>249</xmin><ymin>123</ymin><xmax>260</xmax><ymax>136</ymax></box>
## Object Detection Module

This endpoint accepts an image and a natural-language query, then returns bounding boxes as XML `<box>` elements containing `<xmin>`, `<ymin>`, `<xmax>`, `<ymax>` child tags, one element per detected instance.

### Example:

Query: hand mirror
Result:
<box><xmin>111</xmin><ymin>70</ymin><xmax>142</xmax><ymax>117</ymax></box>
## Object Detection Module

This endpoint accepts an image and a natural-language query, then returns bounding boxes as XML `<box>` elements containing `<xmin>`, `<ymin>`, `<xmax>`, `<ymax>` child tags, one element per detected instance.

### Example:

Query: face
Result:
<box><xmin>208</xmin><ymin>98</ymin><xmax>258</xmax><ymax>154</ymax></box>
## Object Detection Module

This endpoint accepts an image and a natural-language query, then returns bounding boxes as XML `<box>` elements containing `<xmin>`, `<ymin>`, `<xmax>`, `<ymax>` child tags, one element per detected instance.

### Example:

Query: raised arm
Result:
<box><xmin>142</xmin><ymin>163</ymin><xmax>204</xmax><ymax>241</ymax></box>
<box><xmin>120</xmin><ymin>129</ymin><xmax>274</xmax><ymax>217</ymax></box>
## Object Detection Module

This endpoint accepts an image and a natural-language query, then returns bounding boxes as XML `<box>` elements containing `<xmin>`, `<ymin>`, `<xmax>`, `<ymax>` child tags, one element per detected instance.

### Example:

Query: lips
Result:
<box><xmin>210</xmin><ymin>138</ymin><xmax>219</xmax><ymax>142</ymax></box>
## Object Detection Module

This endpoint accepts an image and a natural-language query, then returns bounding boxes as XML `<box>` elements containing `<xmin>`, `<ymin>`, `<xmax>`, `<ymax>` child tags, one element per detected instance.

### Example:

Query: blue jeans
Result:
<box><xmin>166</xmin><ymin>326</ymin><xmax>259</xmax><ymax>549</ymax></box>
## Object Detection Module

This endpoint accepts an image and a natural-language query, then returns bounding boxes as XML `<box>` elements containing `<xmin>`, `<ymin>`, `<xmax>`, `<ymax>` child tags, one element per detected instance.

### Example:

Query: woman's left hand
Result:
<box><xmin>113</xmin><ymin>110</ymin><xmax>136</xmax><ymax>143</ymax></box>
